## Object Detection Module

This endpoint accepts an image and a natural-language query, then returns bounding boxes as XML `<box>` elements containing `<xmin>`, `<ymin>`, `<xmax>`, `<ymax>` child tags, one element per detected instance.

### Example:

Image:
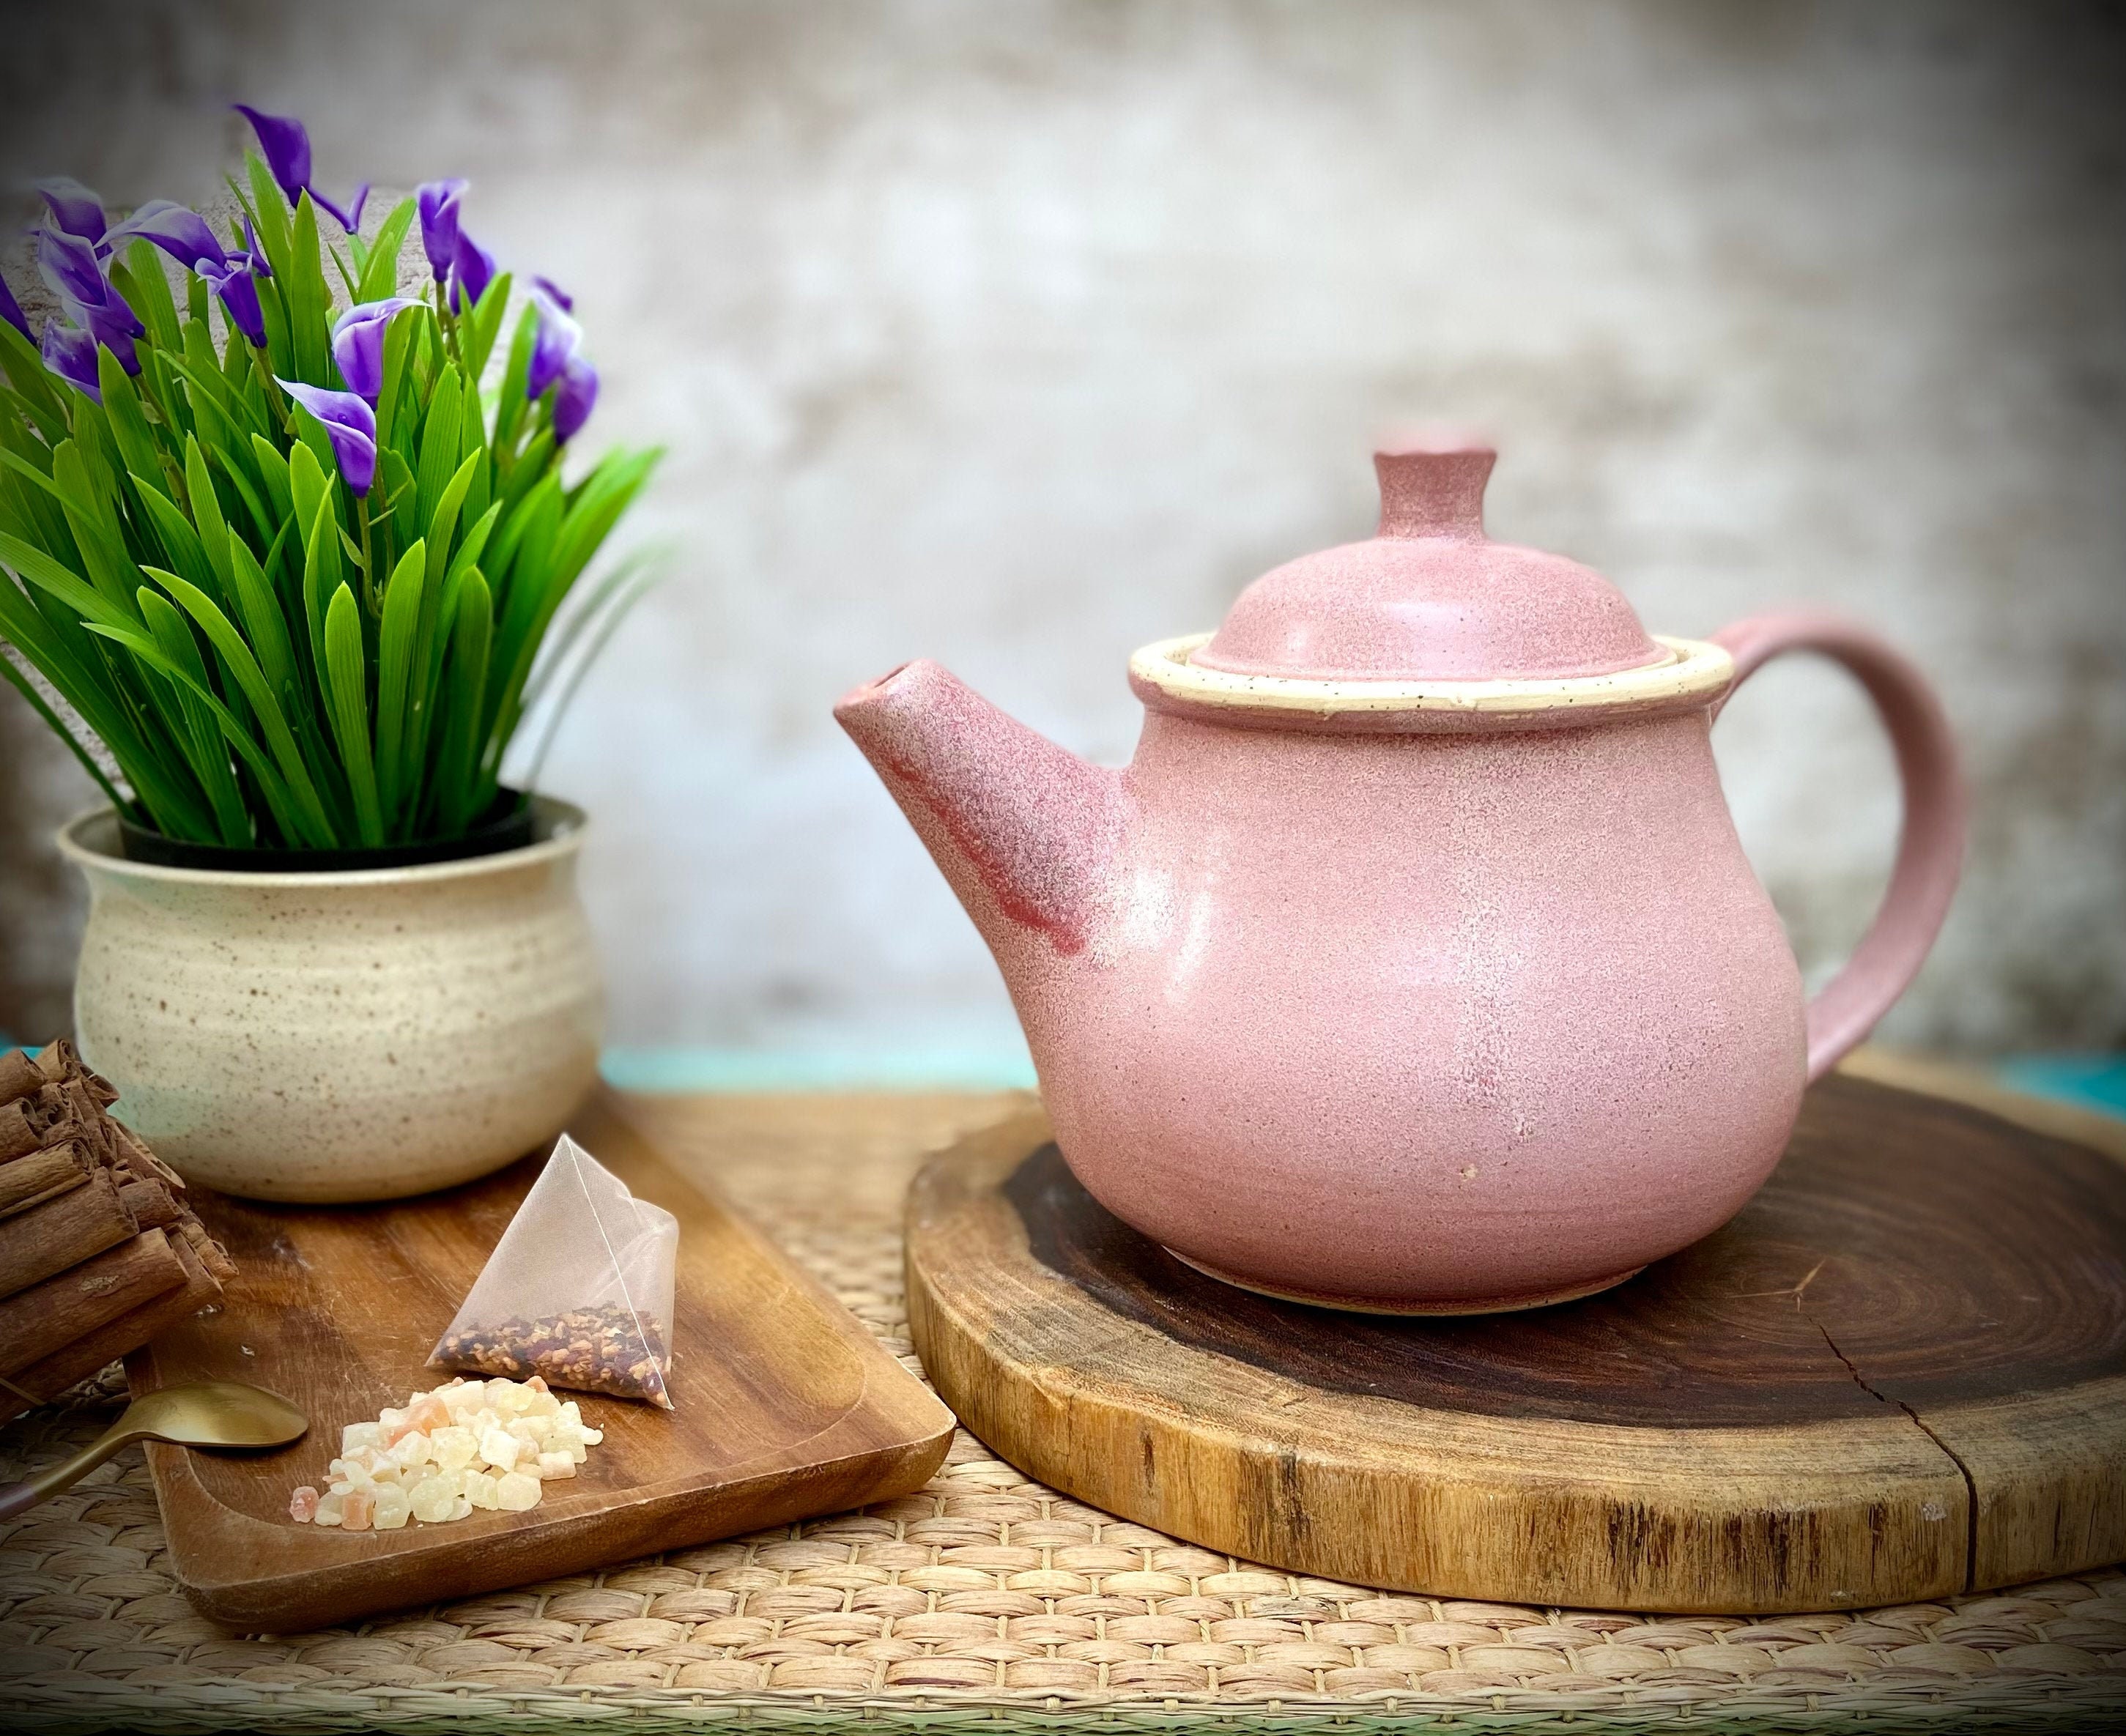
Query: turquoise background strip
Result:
<box><xmin>599</xmin><ymin>1044</ymin><xmax>1040</xmax><ymax>1094</ymax></box>
<box><xmin>602</xmin><ymin>1044</ymin><xmax>2126</xmax><ymax>1116</ymax></box>
<box><xmin>1996</xmin><ymin>1054</ymin><xmax>2126</xmax><ymax>1119</ymax></box>
<box><xmin>8</xmin><ymin>1039</ymin><xmax>2121</xmax><ymax>1116</ymax></box>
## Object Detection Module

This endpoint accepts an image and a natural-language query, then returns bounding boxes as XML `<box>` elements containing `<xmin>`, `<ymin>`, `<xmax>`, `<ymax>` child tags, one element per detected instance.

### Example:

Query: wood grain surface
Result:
<box><xmin>905</xmin><ymin>1071</ymin><xmax>2126</xmax><ymax>1614</ymax></box>
<box><xmin>129</xmin><ymin>1089</ymin><xmax>955</xmax><ymax>1631</ymax></box>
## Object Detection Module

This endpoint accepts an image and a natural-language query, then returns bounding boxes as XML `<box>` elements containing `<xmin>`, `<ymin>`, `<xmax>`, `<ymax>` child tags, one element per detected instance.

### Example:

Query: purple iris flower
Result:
<box><xmin>525</xmin><ymin>283</ymin><xmax>582</xmax><ymax>400</ymax></box>
<box><xmin>330</xmin><ymin>297</ymin><xmax>420</xmax><ymax>400</ymax></box>
<box><xmin>552</xmin><ymin>354</ymin><xmax>598</xmax><ymax>445</ymax></box>
<box><xmin>278</xmin><ymin>379</ymin><xmax>377</xmax><ymax>496</ymax></box>
<box><xmin>416</xmin><ymin>179</ymin><xmax>467</xmax><ymax>283</ymax></box>
<box><xmin>232</xmin><ymin>103</ymin><xmax>369</xmax><ymax>234</ymax></box>
<box><xmin>524</xmin><ymin>269</ymin><xmax>596</xmax><ymax>442</ymax></box>
<box><xmin>105</xmin><ymin>199</ymin><xmax>229</xmax><ymax>274</ymax></box>
<box><xmin>0</xmin><ymin>272</ymin><xmax>28</xmax><ymax>341</ymax></box>
<box><xmin>36</xmin><ymin>226</ymin><xmax>123</xmax><ymax>316</ymax></box>
<box><xmin>448</xmin><ymin>228</ymin><xmax>497</xmax><ymax>314</ymax></box>
<box><xmin>42</xmin><ymin>322</ymin><xmax>103</xmax><ymax>403</ymax></box>
<box><xmin>234</xmin><ymin>105</ymin><xmax>311</xmax><ymax>201</ymax></box>
<box><xmin>200</xmin><ymin>255</ymin><xmax>267</xmax><ymax>347</ymax></box>
<box><xmin>242</xmin><ymin>213</ymin><xmax>273</xmax><ymax>278</ymax></box>
<box><xmin>35</xmin><ymin>179</ymin><xmax>109</xmax><ymax>246</ymax></box>
<box><xmin>36</xmin><ymin>226</ymin><xmax>141</xmax><ymax>371</ymax></box>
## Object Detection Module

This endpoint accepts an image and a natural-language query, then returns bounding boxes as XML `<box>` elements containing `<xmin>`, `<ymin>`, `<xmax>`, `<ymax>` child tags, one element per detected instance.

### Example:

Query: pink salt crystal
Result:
<box><xmin>527</xmin><ymin>1376</ymin><xmax>549</xmax><ymax>1394</ymax></box>
<box><xmin>341</xmin><ymin>1487</ymin><xmax>375</xmax><ymax>1532</ymax></box>
<box><xmin>289</xmin><ymin>1485</ymin><xmax>319</xmax><ymax>1523</ymax></box>
<box><xmin>385</xmin><ymin>1394</ymin><xmax>451</xmax><ymax>1444</ymax></box>
<box><xmin>407</xmin><ymin>1394</ymin><xmax>451</xmax><ymax>1432</ymax></box>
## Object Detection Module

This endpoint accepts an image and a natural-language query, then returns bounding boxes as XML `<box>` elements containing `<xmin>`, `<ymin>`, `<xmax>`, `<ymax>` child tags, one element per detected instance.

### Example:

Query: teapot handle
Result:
<box><xmin>1711</xmin><ymin>610</ymin><xmax>1966</xmax><ymax>1083</ymax></box>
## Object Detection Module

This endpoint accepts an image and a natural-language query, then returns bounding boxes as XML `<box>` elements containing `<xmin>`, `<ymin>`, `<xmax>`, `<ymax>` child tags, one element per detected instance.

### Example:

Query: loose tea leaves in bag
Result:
<box><xmin>429</xmin><ymin>1135</ymin><xmax>678</xmax><ymax>1406</ymax></box>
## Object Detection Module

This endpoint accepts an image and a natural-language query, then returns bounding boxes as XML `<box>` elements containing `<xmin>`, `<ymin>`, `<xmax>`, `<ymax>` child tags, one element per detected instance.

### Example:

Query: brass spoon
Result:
<box><xmin>0</xmin><ymin>1381</ymin><xmax>308</xmax><ymax>1520</ymax></box>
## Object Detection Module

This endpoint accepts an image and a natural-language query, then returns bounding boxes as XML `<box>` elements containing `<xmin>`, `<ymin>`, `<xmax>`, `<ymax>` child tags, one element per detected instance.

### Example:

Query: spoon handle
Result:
<box><xmin>0</xmin><ymin>1417</ymin><xmax>138</xmax><ymax>1520</ymax></box>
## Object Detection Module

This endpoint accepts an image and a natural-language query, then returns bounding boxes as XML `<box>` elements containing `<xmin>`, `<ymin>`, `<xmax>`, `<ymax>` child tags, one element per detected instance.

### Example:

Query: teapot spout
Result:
<box><xmin>835</xmin><ymin>660</ymin><xmax>1125</xmax><ymax>957</ymax></box>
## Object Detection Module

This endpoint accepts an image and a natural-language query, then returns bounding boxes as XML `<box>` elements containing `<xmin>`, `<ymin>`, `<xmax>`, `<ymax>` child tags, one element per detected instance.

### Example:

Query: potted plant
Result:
<box><xmin>0</xmin><ymin>108</ymin><xmax>659</xmax><ymax>1202</ymax></box>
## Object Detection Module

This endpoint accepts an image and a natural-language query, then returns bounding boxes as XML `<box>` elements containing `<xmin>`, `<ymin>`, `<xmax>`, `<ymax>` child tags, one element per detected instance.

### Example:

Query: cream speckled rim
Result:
<box><xmin>55</xmin><ymin>795</ymin><xmax>587</xmax><ymax>887</ymax></box>
<box><xmin>1129</xmin><ymin>632</ymin><xmax>1733</xmax><ymax>718</ymax></box>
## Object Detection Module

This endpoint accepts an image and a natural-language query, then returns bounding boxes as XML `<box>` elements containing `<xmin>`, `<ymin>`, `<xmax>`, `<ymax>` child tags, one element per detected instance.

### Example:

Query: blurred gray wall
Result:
<box><xmin>2</xmin><ymin>0</ymin><xmax>2122</xmax><ymax>1061</ymax></box>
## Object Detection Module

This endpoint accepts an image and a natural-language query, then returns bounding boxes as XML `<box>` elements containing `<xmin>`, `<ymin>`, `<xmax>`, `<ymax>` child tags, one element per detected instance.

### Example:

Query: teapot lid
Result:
<box><xmin>1191</xmin><ymin>437</ymin><xmax>1663</xmax><ymax>681</ymax></box>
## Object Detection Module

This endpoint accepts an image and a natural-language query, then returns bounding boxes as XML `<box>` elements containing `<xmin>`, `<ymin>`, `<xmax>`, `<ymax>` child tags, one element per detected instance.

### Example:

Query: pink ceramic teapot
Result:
<box><xmin>837</xmin><ymin>440</ymin><xmax>1965</xmax><ymax>1313</ymax></box>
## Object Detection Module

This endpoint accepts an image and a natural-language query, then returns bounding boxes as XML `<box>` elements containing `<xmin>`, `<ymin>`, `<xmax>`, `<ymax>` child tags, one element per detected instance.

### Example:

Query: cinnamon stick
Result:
<box><xmin>0</xmin><ymin>1050</ymin><xmax>40</xmax><ymax>1107</ymax></box>
<box><xmin>1</xmin><ymin>1100</ymin><xmax>43</xmax><ymax>1162</ymax></box>
<box><xmin>33</xmin><ymin>1040</ymin><xmax>114</xmax><ymax>1107</ymax></box>
<box><xmin>176</xmin><ymin>1216</ymin><xmax>237</xmax><ymax>1282</ymax></box>
<box><xmin>114</xmin><ymin>1121</ymin><xmax>185</xmax><ymax>1191</ymax></box>
<box><xmin>14</xmin><ymin>1085</ymin><xmax>62</xmax><ymax>1141</ymax></box>
<box><xmin>0</xmin><ymin>1142</ymin><xmax>91</xmax><ymax>1218</ymax></box>
<box><xmin>17</xmin><ymin>1042</ymin><xmax>118</xmax><ymax>1116</ymax></box>
<box><xmin>28</xmin><ymin>1086</ymin><xmax>98</xmax><ymax>1169</ymax></box>
<box><xmin>0</xmin><ymin>1167</ymin><xmax>136</xmax><ymax>1297</ymax></box>
<box><xmin>48</xmin><ymin>1081</ymin><xmax>118</xmax><ymax>1160</ymax></box>
<box><xmin>117</xmin><ymin>1179</ymin><xmax>181</xmax><ymax>1231</ymax></box>
<box><xmin>0</xmin><ymin>1228</ymin><xmax>188</xmax><ymax>1377</ymax></box>
<box><xmin>0</xmin><ymin>1231</ymin><xmax>221</xmax><ymax>1419</ymax></box>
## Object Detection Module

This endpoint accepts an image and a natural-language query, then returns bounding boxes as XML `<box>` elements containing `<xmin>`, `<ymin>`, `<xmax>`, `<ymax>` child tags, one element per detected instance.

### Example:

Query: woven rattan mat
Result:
<box><xmin>4</xmin><ymin>1089</ymin><xmax>2123</xmax><ymax>1735</ymax></box>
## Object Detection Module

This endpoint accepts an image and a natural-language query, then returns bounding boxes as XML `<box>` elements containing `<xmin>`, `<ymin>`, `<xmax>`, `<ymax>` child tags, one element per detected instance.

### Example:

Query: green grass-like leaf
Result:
<box><xmin>300</xmin><ymin>489</ymin><xmax>342</xmax><ymax>703</ymax></box>
<box><xmin>426</xmin><ymin>448</ymin><xmax>480</xmax><ymax>592</ymax></box>
<box><xmin>135</xmin><ymin>478</ymin><xmax>218</xmax><ymax>598</ymax></box>
<box><xmin>374</xmin><ymin>538</ymin><xmax>426</xmax><ymax>832</ymax></box>
<box><xmin>375</xmin><ymin>304</ymin><xmax>418</xmax><ymax>456</ymax></box>
<box><xmin>116</xmin><ymin>244</ymin><xmax>183</xmax><ymax>357</ymax></box>
<box><xmin>415</xmin><ymin>365</ymin><xmax>463</xmax><ymax>533</ymax></box>
<box><xmin>95</xmin><ymin>350</ymin><xmax>169</xmax><ymax>494</ymax></box>
<box><xmin>286</xmin><ymin>193</ymin><xmax>333</xmax><ymax>384</ymax></box>
<box><xmin>242</xmin><ymin>159</ymin><xmax>294</xmax><ymax>278</ymax></box>
<box><xmin>0</xmin><ymin>319</ymin><xmax>67</xmax><ymax>435</ymax></box>
<box><xmin>322</xmin><ymin>582</ymin><xmax>382</xmax><ymax>845</ymax></box>
<box><xmin>138</xmin><ymin>587</ymin><xmax>251</xmax><ymax>846</ymax></box>
<box><xmin>432</xmin><ymin>565</ymin><xmax>491</xmax><ymax>834</ymax></box>
<box><xmin>184</xmin><ymin>436</ymin><xmax>234</xmax><ymax>594</ymax></box>
<box><xmin>356</xmin><ymin>198</ymin><xmax>418</xmax><ymax>303</ymax></box>
<box><xmin>249</xmin><ymin>434</ymin><xmax>294</xmax><ymax>526</ymax></box>
<box><xmin>462</xmin><ymin>272</ymin><xmax>512</xmax><ymax>383</ymax></box>
<box><xmin>49</xmin><ymin>442</ymin><xmax>142</xmax><ymax>618</ymax></box>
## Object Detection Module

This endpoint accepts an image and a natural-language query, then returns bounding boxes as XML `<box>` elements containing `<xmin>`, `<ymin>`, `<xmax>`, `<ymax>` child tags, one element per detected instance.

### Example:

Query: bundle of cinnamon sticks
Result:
<box><xmin>1</xmin><ymin>1042</ymin><xmax>234</xmax><ymax>1420</ymax></box>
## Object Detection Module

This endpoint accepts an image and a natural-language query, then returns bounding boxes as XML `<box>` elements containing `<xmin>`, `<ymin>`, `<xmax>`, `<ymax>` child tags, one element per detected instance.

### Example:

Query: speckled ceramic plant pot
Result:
<box><xmin>56</xmin><ymin>797</ymin><xmax>603</xmax><ymax>1203</ymax></box>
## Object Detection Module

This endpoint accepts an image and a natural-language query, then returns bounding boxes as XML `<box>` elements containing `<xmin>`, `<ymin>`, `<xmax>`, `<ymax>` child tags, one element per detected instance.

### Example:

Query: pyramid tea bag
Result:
<box><xmin>430</xmin><ymin>1135</ymin><xmax>678</xmax><ymax>1407</ymax></box>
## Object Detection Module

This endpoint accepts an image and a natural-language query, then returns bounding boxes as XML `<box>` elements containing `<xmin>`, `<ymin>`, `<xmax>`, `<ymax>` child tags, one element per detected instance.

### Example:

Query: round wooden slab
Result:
<box><xmin>905</xmin><ymin>1072</ymin><xmax>2126</xmax><ymax>1613</ymax></box>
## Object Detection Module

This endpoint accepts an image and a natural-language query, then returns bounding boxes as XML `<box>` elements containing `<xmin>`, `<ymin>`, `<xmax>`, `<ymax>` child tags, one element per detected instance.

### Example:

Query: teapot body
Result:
<box><xmin>1011</xmin><ymin>702</ymin><xmax>1805</xmax><ymax>1311</ymax></box>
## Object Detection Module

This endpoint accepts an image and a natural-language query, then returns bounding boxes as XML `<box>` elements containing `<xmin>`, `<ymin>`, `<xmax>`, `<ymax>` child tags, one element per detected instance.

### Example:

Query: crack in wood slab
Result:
<box><xmin>1812</xmin><ymin>1313</ymin><xmax>1982</xmax><ymax>1594</ymax></box>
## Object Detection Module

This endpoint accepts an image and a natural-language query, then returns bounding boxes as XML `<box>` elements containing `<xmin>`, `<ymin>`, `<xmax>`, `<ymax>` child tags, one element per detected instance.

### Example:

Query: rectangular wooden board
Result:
<box><xmin>125</xmin><ymin>1089</ymin><xmax>955</xmax><ymax>1631</ymax></box>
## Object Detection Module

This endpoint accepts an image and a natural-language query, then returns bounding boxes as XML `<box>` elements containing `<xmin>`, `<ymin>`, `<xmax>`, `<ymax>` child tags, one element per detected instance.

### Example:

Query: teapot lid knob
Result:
<box><xmin>1374</xmin><ymin>437</ymin><xmax>1495</xmax><ymax>540</ymax></box>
